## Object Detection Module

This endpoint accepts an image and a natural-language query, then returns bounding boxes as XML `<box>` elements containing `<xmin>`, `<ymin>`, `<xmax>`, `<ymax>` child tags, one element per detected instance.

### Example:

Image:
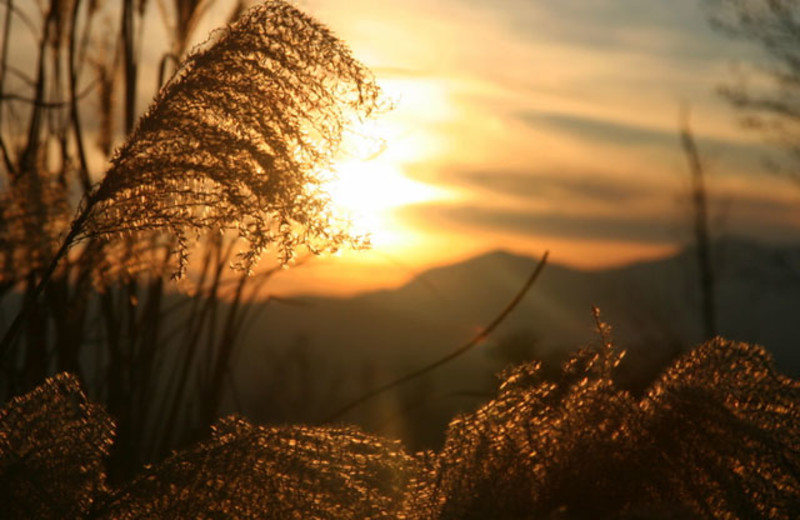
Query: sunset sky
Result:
<box><xmin>14</xmin><ymin>0</ymin><xmax>799</xmax><ymax>296</ymax></box>
<box><xmin>231</xmin><ymin>0</ymin><xmax>796</xmax><ymax>296</ymax></box>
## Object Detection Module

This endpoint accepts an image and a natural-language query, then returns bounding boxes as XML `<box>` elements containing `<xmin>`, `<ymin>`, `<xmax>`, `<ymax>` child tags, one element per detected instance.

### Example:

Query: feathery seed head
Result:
<box><xmin>85</xmin><ymin>0</ymin><xmax>386</xmax><ymax>277</ymax></box>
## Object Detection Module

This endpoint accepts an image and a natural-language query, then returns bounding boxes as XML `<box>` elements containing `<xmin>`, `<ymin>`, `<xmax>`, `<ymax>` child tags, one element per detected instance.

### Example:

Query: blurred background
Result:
<box><xmin>1</xmin><ymin>0</ymin><xmax>798</xmax><ymax>480</ymax></box>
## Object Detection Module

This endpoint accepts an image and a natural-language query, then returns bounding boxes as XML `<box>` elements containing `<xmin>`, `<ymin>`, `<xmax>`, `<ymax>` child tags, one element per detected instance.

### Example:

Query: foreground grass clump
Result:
<box><xmin>0</xmin><ymin>0</ymin><xmax>385</xmax><ymax>480</ymax></box>
<box><xmin>2</xmin><ymin>338</ymin><xmax>798</xmax><ymax>519</ymax></box>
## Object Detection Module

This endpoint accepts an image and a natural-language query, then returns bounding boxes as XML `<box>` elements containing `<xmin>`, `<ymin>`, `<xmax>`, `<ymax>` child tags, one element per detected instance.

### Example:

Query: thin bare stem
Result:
<box><xmin>68</xmin><ymin>0</ymin><xmax>92</xmax><ymax>194</ymax></box>
<box><xmin>321</xmin><ymin>250</ymin><xmax>549</xmax><ymax>423</ymax></box>
<box><xmin>680</xmin><ymin>105</ymin><xmax>717</xmax><ymax>341</ymax></box>
<box><xmin>0</xmin><ymin>0</ymin><xmax>16</xmax><ymax>175</ymax></box>
<box><xmin>0</xmin><ymin>195</ymin><xmax>97</xmax><ymax>364</ymax></box>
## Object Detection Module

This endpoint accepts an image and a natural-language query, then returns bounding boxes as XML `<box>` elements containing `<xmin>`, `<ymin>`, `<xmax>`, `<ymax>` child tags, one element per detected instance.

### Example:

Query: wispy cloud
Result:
<box><xmin>290</xmin><ymin>0</ymin><xmax>800</xmax><ymax>283</ymax></box>
<box><xmin>517</xmin><ymin>110</ymin><xmax>771</xmax><ymax>163</ymax></box>
<box><xmin>400</xmin><ymin>203</ymin><xmax>682</xmax><ymax>244</ymax></box>
<box><xmin>440</xmin><ymin>168</ymin><xmax>656</xmax><ymax>204</ymax></box>
<box><xmin>400</xmin><ymin>188</ymin><xmax>800</xmax><ymax>246</ymax></box>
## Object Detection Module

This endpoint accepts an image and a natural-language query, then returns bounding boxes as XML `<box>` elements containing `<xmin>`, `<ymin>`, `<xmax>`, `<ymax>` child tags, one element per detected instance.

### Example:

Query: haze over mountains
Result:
<box><xmin>233</xmin><ymin>237</ymin><xmax>800</xmax><ymax>445</ymax></box>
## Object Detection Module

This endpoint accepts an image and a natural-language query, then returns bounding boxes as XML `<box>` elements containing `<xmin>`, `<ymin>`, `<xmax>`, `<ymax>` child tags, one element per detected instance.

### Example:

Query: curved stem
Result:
<box><xmin>321</xmin><ymin>250</ymin><xmax>549</xmax><ymax>423</ymax></box>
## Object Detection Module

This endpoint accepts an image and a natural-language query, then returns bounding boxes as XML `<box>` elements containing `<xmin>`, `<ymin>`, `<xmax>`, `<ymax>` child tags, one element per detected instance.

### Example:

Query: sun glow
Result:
<box><xmin>327</xmin><ymin>157</ymin><xmax>449</xmax><ymax>249</ymax></box>
<box><xmin>316</xmin><ymin>75</ymin><xmax>460</xmax><ymax>257</ymax></box>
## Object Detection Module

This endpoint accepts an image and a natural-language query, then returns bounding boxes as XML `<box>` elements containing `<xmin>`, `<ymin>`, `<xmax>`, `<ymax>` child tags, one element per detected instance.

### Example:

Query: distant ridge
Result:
<box><xmin>245</xmin><ymin>235</ymin><xmax>800</xmax><ymax>370</ymax></box>
<box><xmin>232</xmin><ymin>236</ymin><xmax>800</xmax><ymax>445</ymax></box>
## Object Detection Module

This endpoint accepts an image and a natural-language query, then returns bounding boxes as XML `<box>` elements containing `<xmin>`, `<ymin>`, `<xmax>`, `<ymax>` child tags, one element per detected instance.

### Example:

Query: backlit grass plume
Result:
<box><xmin>0</xmin><ymin>0</ymin><xmax>385</xmax><ymax>357</ymax></box>
<box><xmin>2</xmin><ymin>339</ymin><xmax>798</xmax><ymax>518</ymax></box>
<box><xmin>85</xmin><ymin>0</ymin><xmax>385</xmax><ymax>274</ymax></box>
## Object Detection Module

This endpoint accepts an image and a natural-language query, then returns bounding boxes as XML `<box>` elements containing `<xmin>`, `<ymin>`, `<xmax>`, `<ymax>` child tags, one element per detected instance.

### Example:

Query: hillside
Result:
<box><xmin>231</xmin><ymin>237</ymin><xmax>800</xmax><ymax>446</ymax></box>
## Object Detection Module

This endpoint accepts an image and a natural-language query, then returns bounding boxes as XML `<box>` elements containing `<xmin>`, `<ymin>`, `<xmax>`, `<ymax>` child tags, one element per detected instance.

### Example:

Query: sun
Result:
<box><xmin>326</xmin><ymin>156</ymin><xmax>447</xmax><ymax>249</ymax></box>
<box><xmin>320</xmin><ymin>83</ymin><xmax>457</xmax><ymax>254</ymax></box>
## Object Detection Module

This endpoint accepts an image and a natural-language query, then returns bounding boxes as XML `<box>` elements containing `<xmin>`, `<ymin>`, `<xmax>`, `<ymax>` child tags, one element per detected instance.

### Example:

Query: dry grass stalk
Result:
<box><xmin>86</xmin><ymin>0</ymin><xmax>386</xmax><ymax>276</ymax></box>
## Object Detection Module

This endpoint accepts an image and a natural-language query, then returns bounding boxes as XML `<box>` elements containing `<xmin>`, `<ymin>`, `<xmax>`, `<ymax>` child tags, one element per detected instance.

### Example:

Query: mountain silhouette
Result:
<box><xmin>233</xmin><ymin>236</ymin><xmax>800</xmax><ymax>447</ymax></box>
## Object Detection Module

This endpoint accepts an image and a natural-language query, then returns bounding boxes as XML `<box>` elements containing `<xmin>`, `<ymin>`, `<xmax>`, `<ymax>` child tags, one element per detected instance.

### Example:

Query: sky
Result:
<box><xmin>10</xmin><ymin>0</ymin><xmax>800</xmax><ymax>296</ymax></box>
<box><xmin>238</xmin><ymin>0</ymin><xmax>797</xmax><ymax>296</ymax></box>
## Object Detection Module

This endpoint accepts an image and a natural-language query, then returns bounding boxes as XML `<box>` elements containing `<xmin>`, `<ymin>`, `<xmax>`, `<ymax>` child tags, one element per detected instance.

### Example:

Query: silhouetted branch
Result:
<box><xmin>705</xmin><ymin>0</ymin><xmax>800</xmax><ymax>182</ymax></box>
<box><xmin>322</xmin><ymin>251</ymin><xmax>549</xmax><ymax>423</ymax></box>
